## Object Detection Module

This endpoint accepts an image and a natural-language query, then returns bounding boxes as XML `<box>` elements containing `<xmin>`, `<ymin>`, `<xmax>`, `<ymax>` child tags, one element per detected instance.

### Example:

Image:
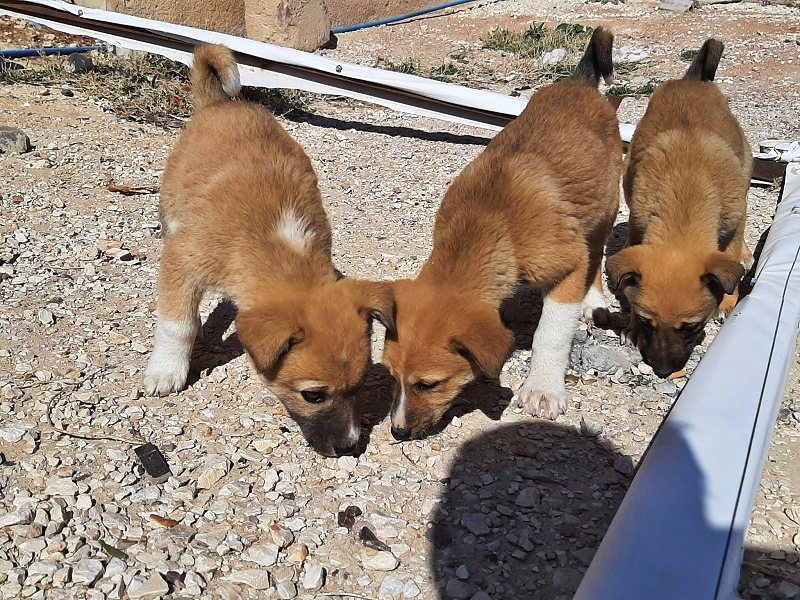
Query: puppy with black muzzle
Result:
<box><xmin>382</xmin><ymin>28</ymin><xmax>622</xmax><ymax>439</ymax></box>
<box><xmin>144</xmin><ymin>44</ymin><xmax>395</xmax><ymax>457</ymax></box>
<box><xmin>606</xmin><ymin>39</ymin><xmax>752</xmax><ymax>378</ymax></box>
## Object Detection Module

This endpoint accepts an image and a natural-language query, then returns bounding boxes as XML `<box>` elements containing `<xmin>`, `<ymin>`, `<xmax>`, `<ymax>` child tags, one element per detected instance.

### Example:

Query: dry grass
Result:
<box><xmin>481</xmin><ymin>22</ymin><xmax>594</xmax><ymax>58</ymax></box>
<box><xmin>0</xmin><ymin>51</ymin><xmax>307</xmax><ymax>127</ymax></box>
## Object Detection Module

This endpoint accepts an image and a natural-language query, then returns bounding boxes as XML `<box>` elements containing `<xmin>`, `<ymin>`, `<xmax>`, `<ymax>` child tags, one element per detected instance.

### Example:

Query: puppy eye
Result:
<box><xmin>301</xmin><ymin>390</ymin><xmax>327</xmax><ymax>404</ymax></box>
<box><xmin>413</xmin><ymin>381</ymin><xmax>440</xmax><ymax>393</ymax></box>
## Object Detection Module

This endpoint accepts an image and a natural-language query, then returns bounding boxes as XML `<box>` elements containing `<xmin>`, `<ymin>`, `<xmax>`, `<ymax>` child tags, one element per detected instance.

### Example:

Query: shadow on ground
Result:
<box><xmin>429</xmin><ymin>422</ymin><xmax>631</xmax><ymax>599</ymax></box>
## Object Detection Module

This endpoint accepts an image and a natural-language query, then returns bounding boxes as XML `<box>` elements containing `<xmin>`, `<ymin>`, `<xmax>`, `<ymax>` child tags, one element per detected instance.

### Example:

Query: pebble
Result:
<box><xmin>44</xmin><ymin>477</ymin><xmax>79</xmax><ymax>496</ymax></box>
<box><xmin>223</xmin><ymin>569</ymin><xmax>272</xmax><ymax>590</ymax></box>
<box><xmin>0</xmin><ymin>426</ymin><xmax>26</xmax><ymax>443</ymax></box>
<box><xmin>302</xmin><ymin>562</ymin><xmax>325</xmax><ymax>591</ymax></box>
<box><xmin>378</xmin><ymin>575</ymin><xmax>406</xmax><ymax>599</ymax></box>
<box><xmin>0</xmin><ymin>126</ymin><xmax>32</xmax><ymax>154</ymax></box>
<box><xmin>242</xmin><ymin>542</ymin><xmax>279</xmax><ymax>567</ymax></box>
<box><xmin>277</xmin><ymin>580</ymin><xmax>298</xmax><ymax>598</ymax></box>
<box><xmin>445</xmin><ymin>578</ymin><xmax>475</xmax><ymax>599</ymax></box>
<box><xmin>127</xmin><ymin>572</ymin><xmax>170</xmax><ymax>600</ymax></box>
<box><xmin>460</xmin><ymin>513</ymin><xmax>490</xmax><ymax>536</ymax></box>
<box><xmin>0</xmin><ymin>509</ymin><xmax>33</xmax><ymax>528</ymax></box>
<box><xmin>361</xmin><ymin>550</ymin><xmax>400</xmax><ymax>571</ymax></box>
<box><xmin>456</xmin><ymin>565</ymin><xmax>470</xmax><ymax>580</ymax></box>
<box><xmin>71</xmin><ymin>558</ymin><xmax>104</xmax><ymax>585</ymax></box>
<box><xmin>515</xmin><ymin>479</ymin><xmax>543</xmax><ymax>506</ymax></box>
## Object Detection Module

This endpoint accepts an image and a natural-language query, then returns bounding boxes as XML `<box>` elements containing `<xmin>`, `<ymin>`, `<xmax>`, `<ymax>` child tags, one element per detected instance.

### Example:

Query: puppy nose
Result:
<box><xmin>391</xmin><ymin>426</ymin><xmax>412</xmax><ymax>441</ymax></box>
<box><xmin>334</xmin><ymin>440</ymin><xmax>358</xmax><ymax>456</ymax></box>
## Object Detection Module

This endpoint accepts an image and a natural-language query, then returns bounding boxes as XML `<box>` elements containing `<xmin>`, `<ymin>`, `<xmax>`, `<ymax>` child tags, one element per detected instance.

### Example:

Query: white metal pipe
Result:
<box><xmin>575</xmin><ymin>162</ymin><xmax>800</xmax><ymax>600</ymax></box>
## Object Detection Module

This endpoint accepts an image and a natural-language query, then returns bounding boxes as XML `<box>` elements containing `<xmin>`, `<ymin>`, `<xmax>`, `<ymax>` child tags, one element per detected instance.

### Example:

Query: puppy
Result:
<box><xmin>606</xmin><ymin>39</ymin><xmax>752</xmax><ymax>378</ymax></box>
<box><xmin>382</xmin><ymin>28</ymin><xmax>622</xmax><ymax>439</ymax></box>
<box><xmin>144</xmin><ymin>44</ymin><xmax>395</xmax><ymax>457</ymax></box>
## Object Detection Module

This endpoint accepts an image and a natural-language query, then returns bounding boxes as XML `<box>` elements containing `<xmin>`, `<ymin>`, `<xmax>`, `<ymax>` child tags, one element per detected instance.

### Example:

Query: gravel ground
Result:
<box><xmin>1</xmin><ymin>1</ymin><xmax>799</xmax><ymax>599</ymax></box>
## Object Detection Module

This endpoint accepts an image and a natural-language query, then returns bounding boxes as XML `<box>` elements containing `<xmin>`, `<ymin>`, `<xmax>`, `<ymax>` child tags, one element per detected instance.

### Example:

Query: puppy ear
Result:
<box><xmin>606</xmin><ymin>247</ymin><xmax>644</xmax><ymax>292</ymax></box>
<box><xmin>236</xmin><ymin>307</ymin><xmax>304</xmax><ymax>377</ymax></box>
<box><xmin>342</xmin><ymin>280</ymin><xmax>397</xmax><ymax>337</ymax></box>
<box><xmin>703</xmin><ymin>252</ymin><xmax>744</xmax><ymax>297</ymax></box>
<box><xmin>450</xmin><ymin>303</ymin><xmax>514</xmax><ymax>380</ymax></box>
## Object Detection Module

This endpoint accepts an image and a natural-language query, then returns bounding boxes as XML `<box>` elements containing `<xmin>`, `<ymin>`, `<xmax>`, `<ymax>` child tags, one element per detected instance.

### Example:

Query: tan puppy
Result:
<box><xmin>382</xmin><ymin>28</ymin><xmax>622</xmax><ymax>439</ymax></box>
<box><xmin>606</xmin><ymin>39</ymin><xmax>752</xmax><ymax>378</ymax></box>
<box><xmin>144</xmin><ymin>44</ymin><xmax>395</xmax><ymax>457</ymax></box>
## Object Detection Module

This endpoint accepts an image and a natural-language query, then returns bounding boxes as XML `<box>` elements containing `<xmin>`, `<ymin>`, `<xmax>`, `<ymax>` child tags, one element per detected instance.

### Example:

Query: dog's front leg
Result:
<box><xmin>517</xmin><ymin>270</ymin><xmax>584</xmax><ymax>419</ymax></box>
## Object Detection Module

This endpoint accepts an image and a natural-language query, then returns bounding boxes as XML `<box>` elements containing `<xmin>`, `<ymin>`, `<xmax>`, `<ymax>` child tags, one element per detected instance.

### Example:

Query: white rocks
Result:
<box><xmin>71</xmin><ymin>558</ymin><xmax>104</xmax><ymax>585</ymax></box>
<box><xmin>26</xmin><ymin>560</ymin><xmax>58</xmax><ymax>578</ymax></box>
<box><xmin>127</xmin><ymin>572</ymin><xmax>170</xmax><ymax>600</ymax></box>
<box><xmin>263</xmin><ymin>469</ymin><xmax>280</xmax><ymax>492</ymax></box>
<box><xmin>302</xmin><ymin>562</ymin><xmax>325</xmax><ymax>591</ymax></box>
<box><xmin>378</xmin><ymin>575</ymin><xmax>406</xmax><ymax>599</ymax></box>
<box><xmin>515</xmin><ymin>487</ymin><xmax>541</xmax><ymax>508</ymax></box>
<box><xmin>361</xmin><ymin>550</ymin><xmax>400</xmax><ymax>571</ymax></box>
<box><xmin>223</xmin><ymin>569</ymin><xmax>272</xmax><ymax>590</ymax></box>
<box><xmin>183</xmin><ymin>572</ymin><xmax>205</xmax><ymax>596</ymax></box>
<box><xmin>0</xmin><ymin>509</ymin><xmax>33</xmax><ymax>528</ymax></box>
<box><xmin>277</xmin><ymin>580</ymin><xmax>298</xmax><ymax>598</ymax></box>
<box><xmin>44</xmin><ymin>477</ymin><xmax>79</xmax><ymax>497</ymax></box>
<box><xmin>0</xmin><ymin>426</ymin><xmax>26</xmax><ymax>443</ymax></box>
<box><xmin>242</xmin><ymin>542</ymin><xmax>279</xmax><ymax>567</ymax></box>
<box><xmin>541</xmin><ymin>48</ymin><xmax>567</xmax><ymax>65</ymax></box>
<box><xmin>129</xmin><ymin>485</ymin><xmax>160</xmax><ymax>503</ymax></box>
<box><xmin>196</xmin><ymin>454</ymin><xmax>231</xmax><ymax>489</ymax></box>
<box><xmin>269</xmin><ymin>523</ymin><xmax>294</xmax><ymax>548</ymax></box>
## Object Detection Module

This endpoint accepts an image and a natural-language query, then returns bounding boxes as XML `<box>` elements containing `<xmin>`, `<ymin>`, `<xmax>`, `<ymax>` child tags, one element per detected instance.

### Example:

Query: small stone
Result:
<box><xmin>242</xmin><ymin>542</ymin><xmax>279</xmax><ymax>567</ymax></box>
<box><xmin>403</xmin><ymin>580</ymin><xmax>422</xmax><ymax>598</ymax></box>
<box><xmin>127</xmin><ymin>572</ymin><xmax>170</xmax><ymax>600</ymax></box>
<box><xmin>580</xmin><ymin>417</ymin><xmax>603</xmax><ymax>437</ymax></box>
<box><xmin>470</xmin><ymin>593</ymin><xmax>491</xmax><ymax>600</ymax></box>
<box><xmin>302</xmin><ymin>562</ymin><xmax>325</xmax><ymax>591</ymax></box>
<box><xmin>552</xmin><ymin>567</ymin><xmax>584</xmax><ymax>592</ymax></box>
<box><xmin>445</xmin><ymin>578</ymin><xmax>475</xmax><ymax>599</ymax></box>
<box><xmin>613</xmin><ymin>455</ymin><xmax>635</xmax><ymax>476</ymax></box>
<box><xmin>270</xmin><ymin>523</ymin><xmax>294</xmax><ymax>548</ymax></box>
<box><xmin>277</xmin><ymin>580</ymin><xmax>298</xmax><ymax>599</ymax></box>
<box><xmin>196</xmin><ymin>455</ymin><xmax>230</xmax><ymax>489</ymax></box>
<box><xmin>461</xmin><ymin>513</ymin><xmax>490</xmax><ymax>536</ymax></box>
<box><xmin>455</xmin><ymin>565</ymin><xmax>469</xmax><ymax>580</ymax></box>
<box><xmin>287</xmin><ymin>543</ymin><xmax>309</xmax><ymax>563</ymax></box>
<box><xmin>44</xmin><ymin>477</ymin><xmax>78</xmax><ymax>496</ymax></box>
<box><xmin>515</xmin><ymin>487</ymin><xmax>540</xmax><ymax>508</ymax></box>
<box><xmin>184</xmin><ymin>572</ymin><xmax>205</xmax><ymax>596</ymax></box>
<box><xmin>777</xmin><ymin>581</ymin><xmax>800</xmax><ymax>598</ymax></box>
<box><xmin>361</xmin><ymin>550</ymin><xmax>400</xmax><ymax>571</ymax></box>
<box><xmin>223</xmin><ymin>569</ymin><xmax>272</xmax><ymax>590</ymax></box>
<box><xmin>66</xmin><ymin>53</ymin><xmax>94</xmax><ymax>73</ymax></box>
<box><xmin>541</xmin><ymin>47</ymin><xmax>567</xmax><ymax>65</ymax></box>
<box><xmin>378</xmin><ymin>575</ymin><xmax>405</xmax><ymax>599</ymax></box>
<box><xmin>0</xmin><ymin>508</ymin><xmax>33</xmax><ymax>529</ymax></box>
<box><xmin>37</xmin><ymin>308</ymin><xmax>54</xmax><ymax>325</ymax></box>
<box><xmin>0</xmin><ymin>426</ymin><xmax>26</xmax><ymax>443</ymax></box>
<box><xmin>0</xmin><ymin>126</ymin><xmax>32</xmax><ymax>154</ymax></box>
<box><xmin>72</xmin><ymin>558</ymin><xmax>104</xmax><ymax>585</ymax></box>
<box><xmin>581</xmin><ymin>345</ymin><xmax>632</xmax><ymax>374</ymax></box>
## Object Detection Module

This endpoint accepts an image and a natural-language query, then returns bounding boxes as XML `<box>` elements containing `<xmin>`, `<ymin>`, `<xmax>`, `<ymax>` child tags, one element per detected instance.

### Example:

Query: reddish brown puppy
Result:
<box><xmin>382</xmin><ymin>28</ymin><xmax>622</xmax><ymax>439</ymax></box>
<box><xmin>607</xmin><ymin>39</ymin><xmax>752</xmax><ymax>377</ymax></box>
<box><xmin>144</xmin><ymin>44</ymin><xmax>395</xmax><ymax>456</ymax></box>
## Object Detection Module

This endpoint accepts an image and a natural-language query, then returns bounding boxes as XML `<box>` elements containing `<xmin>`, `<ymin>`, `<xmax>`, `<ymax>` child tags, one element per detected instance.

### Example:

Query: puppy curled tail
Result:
<box><xmin>191</xmin><ymin>44</ymin><xmax>241</xmax><ymax>110</ymax></box>
<box><xmin>684</xmin><ymin>38</ymin><xmax>724</xmax><ymax>82</ymax></box>
<box><xmin>572</xmin><ymin>27</ymin><xmax>614</xmax><ymax>86</ymax></box>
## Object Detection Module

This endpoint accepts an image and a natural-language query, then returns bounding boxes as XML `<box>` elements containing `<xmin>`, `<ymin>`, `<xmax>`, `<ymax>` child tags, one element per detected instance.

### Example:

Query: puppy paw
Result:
<box><xmin>717</xmin><ymin>293</ymin><xmax>738</xmax><ymax>322</ymax></box>
<box><xmin>144</xmin><ymin>355</ymin><xmax>189</xmax><ymax>396</ymax></box>
<box><xmin>620</xmin><ymin>326</ymin><xmax>638</xmax><ymax>348</ymax></box>
<box><xmin>517</xmin><ymin>383</ymin><xmax>568</xmax><ymax>420</ymax></box>
<box><xmin>581</xmin><ymin>287</ymin><xmax>607</xmax><ymax>321</ymax></box>
<box><xmin>741</xmin><ymin>245</ymin><xmax>754</xmax><ymax>271</ymax></box>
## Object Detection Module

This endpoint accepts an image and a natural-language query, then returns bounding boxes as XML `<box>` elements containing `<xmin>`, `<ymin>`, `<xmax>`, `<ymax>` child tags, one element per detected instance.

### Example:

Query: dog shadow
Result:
<box><xmin>186</xmin><ymin>299</ymin><xmax>244</xmax><ymax>387</ymax></box>
<box><xmin>356</xmin><ymin>362</ymin><xmax>396</xmax><ymax>454</ymax></box>
<box><xmin>429</xmin><ymin>421</ymin><xmax>632</xmax><ymax>598</ymax></box>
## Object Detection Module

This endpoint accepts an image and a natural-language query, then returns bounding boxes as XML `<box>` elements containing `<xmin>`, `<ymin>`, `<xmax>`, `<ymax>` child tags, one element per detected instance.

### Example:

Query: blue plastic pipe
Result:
<box><xmin>0</xmin><ymin>45</ymin><xmax>107</xmax><ymax>59</ymax></box>
<box><xmin>331</xmin><ymin>0</ymin><xmax>481</xmax><ymax>34</ymax></box>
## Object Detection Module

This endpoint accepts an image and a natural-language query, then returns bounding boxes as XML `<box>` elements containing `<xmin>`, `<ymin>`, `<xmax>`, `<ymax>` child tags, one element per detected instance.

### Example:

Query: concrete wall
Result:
<box><xmin>324</xmin><ymin>0</ymin><xmax>437</xmax><ymax>29</ymax></box>
<box><xmin>74</xmin><ymin>0</ymin><xmax>331</xmax><ymax>51</ymax></box>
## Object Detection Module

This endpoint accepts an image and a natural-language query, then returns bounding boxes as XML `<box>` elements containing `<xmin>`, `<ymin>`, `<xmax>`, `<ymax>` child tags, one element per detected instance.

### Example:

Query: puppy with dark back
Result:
<box><xmin>144</xmin><ymin>44</ymin><xmax>395</xmax><ymax>457</ymax></box>
<box><xmin>606</xmin><ymin>39</ymin><xmax>752</xmax><ymax>377</ymax></box>
<box><xmin>382</xmin><ymin>28</ymin><xmax>622</xmax><ymax>439</ymax></box>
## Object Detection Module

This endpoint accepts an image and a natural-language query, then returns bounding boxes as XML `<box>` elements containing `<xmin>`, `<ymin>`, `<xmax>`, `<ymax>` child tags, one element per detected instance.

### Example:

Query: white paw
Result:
<box><xmin>581</xmin><ymin>287</ymin><xmax>607</xmax><ymax>320</ymax></box>
<box><xmin>144</xmin><ymin>353</ymin><xmax>189</xmax><ymax>396</ymax></box>
<box><xmin>517</xmin><ymin>382</ymin><xmax>568</xmax><ymax>420</ymax></box>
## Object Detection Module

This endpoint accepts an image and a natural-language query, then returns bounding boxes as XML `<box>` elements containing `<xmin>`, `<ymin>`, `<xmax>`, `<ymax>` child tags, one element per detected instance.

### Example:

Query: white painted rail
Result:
<box><xmin>576</xmin><ymin>163</ymin><xmax>800</xmax><ymax>600</ymax></box>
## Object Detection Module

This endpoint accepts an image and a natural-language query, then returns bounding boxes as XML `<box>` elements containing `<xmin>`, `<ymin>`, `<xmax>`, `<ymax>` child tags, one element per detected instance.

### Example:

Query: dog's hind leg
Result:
<box><xmin>517</xmin><ymin>262</ymin><xmax>586</xmax><ymax>420</ymax></box>
<box><xmin>144</xmin><ymin>243</ymin><xmax>203</xmax><ymax>396</ymax></box>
